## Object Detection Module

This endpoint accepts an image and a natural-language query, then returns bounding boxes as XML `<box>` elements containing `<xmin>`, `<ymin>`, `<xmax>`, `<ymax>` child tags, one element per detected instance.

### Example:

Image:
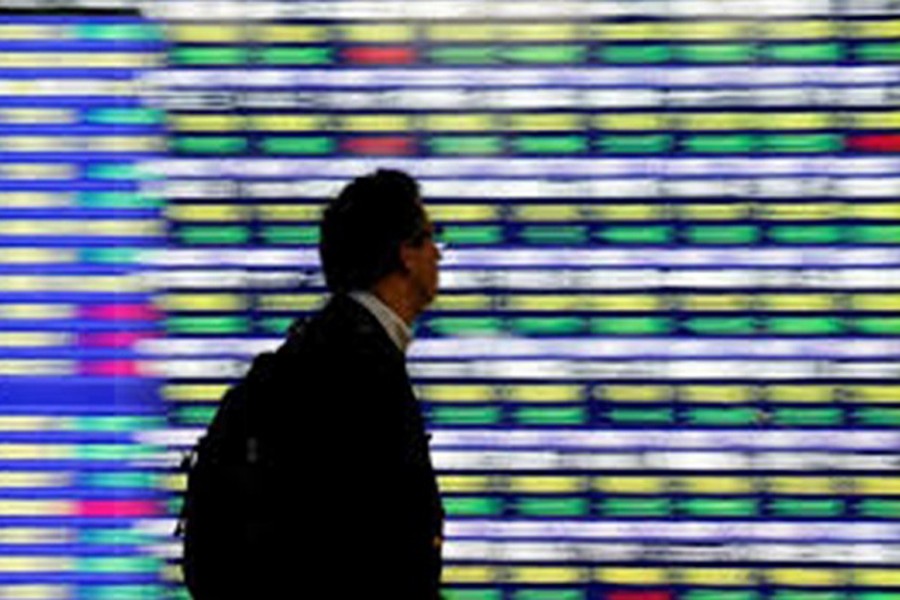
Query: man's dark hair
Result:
<box><xmin>319</xmin><ymin>169</ymin><xmax>425</xmax><ymax>294</ymax></box>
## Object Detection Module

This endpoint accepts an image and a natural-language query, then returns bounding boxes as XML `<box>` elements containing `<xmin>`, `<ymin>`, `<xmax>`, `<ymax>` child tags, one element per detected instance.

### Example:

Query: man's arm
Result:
<box><xmin>332</xmin><ymin>350</ymin><xmax>441</xmax><ymax>598</ymax></box>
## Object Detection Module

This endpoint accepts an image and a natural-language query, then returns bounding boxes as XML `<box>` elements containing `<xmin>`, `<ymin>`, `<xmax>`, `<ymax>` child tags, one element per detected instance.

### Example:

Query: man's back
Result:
<box><xmin>254</xmin><ymin>293</ymin><xmax>444</xmax><ymax>598</ymax></box>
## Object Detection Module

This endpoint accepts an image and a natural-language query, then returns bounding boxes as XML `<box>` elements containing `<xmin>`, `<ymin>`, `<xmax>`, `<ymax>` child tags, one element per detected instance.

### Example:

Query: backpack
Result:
<box><xmin>174</xmin><ymin>350</ymin><xmax>280</xmax><ymax>596</ymax></box>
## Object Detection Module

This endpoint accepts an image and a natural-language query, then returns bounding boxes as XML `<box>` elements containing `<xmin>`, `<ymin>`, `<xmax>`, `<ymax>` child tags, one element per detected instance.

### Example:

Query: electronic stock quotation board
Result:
<box><xmin>6</xmin><ymin>0</ymin><xmax>900</xmax><ymax>598</ymax></box>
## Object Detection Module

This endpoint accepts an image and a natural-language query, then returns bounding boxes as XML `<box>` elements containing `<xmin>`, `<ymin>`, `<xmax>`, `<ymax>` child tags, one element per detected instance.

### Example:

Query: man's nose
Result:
<box><xmin>435</xmin><ymin>241</ymin><xmax>446</xmax><ymax>260</ymax></box>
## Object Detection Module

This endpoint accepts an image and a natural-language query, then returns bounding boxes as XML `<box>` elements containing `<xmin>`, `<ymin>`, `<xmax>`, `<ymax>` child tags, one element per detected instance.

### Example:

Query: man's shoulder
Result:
<box><xmin>283</xmin><ymin>294</ymin><xmax>398</xmax><ymax>360</ymax></box>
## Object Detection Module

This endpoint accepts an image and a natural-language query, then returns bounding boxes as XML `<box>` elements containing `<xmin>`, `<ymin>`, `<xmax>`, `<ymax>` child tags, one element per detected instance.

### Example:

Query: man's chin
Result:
<box><xmin>424</xmin><ymin>288</ymin><xmax>438</xmax><ymax>308</ymax></box>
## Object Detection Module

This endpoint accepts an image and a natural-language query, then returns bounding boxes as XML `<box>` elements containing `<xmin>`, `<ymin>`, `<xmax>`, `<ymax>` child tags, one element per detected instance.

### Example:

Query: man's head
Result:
<box><xmin>319</xmin><ymin>169</ymin><xmax>441</xmax><ymax>315</ymax></box>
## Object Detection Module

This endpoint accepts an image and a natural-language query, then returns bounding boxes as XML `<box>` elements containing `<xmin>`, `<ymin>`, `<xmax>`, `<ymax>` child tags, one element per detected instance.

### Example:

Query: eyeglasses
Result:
<box><xmin>406</xmin><ymin>229</ymin><xmax>447</xmax><ymax>255</ymax></box>
<box><xmin>409</xmin><ymin>223</ymin><xmax>442</xmax><ymax>246</ymax></box>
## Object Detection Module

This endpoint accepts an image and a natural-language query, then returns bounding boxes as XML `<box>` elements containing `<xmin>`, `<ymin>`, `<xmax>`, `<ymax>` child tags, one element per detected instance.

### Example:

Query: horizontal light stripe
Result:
<box><xmin>256</xmin><ymin>205</ymin><xmax>323</xmax><ymax>221</ymax></box>
<box><xmin>0</xmin><ymin>501</ymin><xmax>73</xmax><ymax>517</ymax></box>
<box><xmin>0</xmin><ymin>446</ymin><xmax>71</xmax><ymax>460</ymax></box>
<box><xmin>0</xmin><ymin>333</ymin><xmax>70</xmax><ymax>348</ymax></box>
<box><xmin>340</xmin><ymin>23</ymin><xmax>415</xmax><ymax>42</ymax></box>
<box><xmin>852</xmin><ymin>20</ymin><xmax>900</xmax><ymax>37</ymax></box>
<box><xmin>0</xmin><ymin>249</ymin><xmax>76</xmax><ymax>265</ymax></box>
<box><xmin>143</xmin><ymin>1</ymin><xmax>858</xmax><ymax>20</ymax></box>
<box><xmin>445</xmin><ymin>542</ymin><xmax>900</xmax><ymax>565</ymax></box>
<box><xmin>767</xmin><ymin>568</ymin><xmax>842</xmax><ymax>586</ymax></box>
<box><xmin>757</xmin><ymin>293</ymin><xmax>835</xmax><ymax>311</ymax></box>
<box><xmin>856</xmin><ymin>569</ymin><xmax>900</xmax><ymax>586</ymax></box>
<box><xmin>153</xmin><ymin>86</ymin><xmax>900</xmax><ymax>110</ymax></box>
<box><xmin>442</xmin><ymin>565</ymin><xmax>496</xmax><ymax>583</ymax></box>
<box><xmin>508</xmin><ymin>476</ymin><xmax>582</xmax><ymax>493</ymax></box>
<box><xmin>249</xmin><ymin>115</ymin><xmax>330</xmax><ymax>131</ymax></box>
<box><xmin>0</xmin><ymin>164</ymin><xmax>75</xmax><ymax>179</ymax></box>
<box><xmin>0</xmin><ymin>108</ymin><xmax>74</xmax><ymax>124</ymax></box>
<box><xmin>431</xmin><ymin>430</ymin><xmax>900</xmax><ymax>450</ymax></box>
<box><xmin>0</xmin><ymin>25</ymin><xmax>65</xmax><ymax>40</ymax></box>
<box><xmin>595</xmin><ymin>477</ymin><xmax>664</xmax><ymax>493</ymax></box>
<box><xmin>853</xmin><ymin>385</ymin><xmax>900</xmax><ymax>403</ymax></box>
<box><xmin>605</xmin><ymin>384</ymin><xmax>672</xmax><ymax>402</ymax></box>
<box><xmin>509</xmin><ymin>384</ymin><xmax>582</xmax><ymax>402</ymax></box>
<box><xmin>0</xmin><ymin>193</ymin><xmax>72</xmax><ymax>207</ymax></box>
<box><xmin>0</xmin><ymin>584</ymin><xmax>69</xmax><ymax>599</ymax></box>
<box><xmin>513</xmin><ymin>205</ymin><xmax>580</xmax><ymax>221</ymax></box>
<box><xmin>597</xmin><ymin>567</ymin><xmax>665</xmax><ymax>584</ymax></box>
<box><xmin>0</xmin><ymin>136</ymin><xmax>163</xmax><ymax>152</ymax></box>
<box><xmin>437</xmin><ymin>475</ymin><xmax>491</xmax><ymax>493</ymax></box>
<box><xmin>419</xmin><ymin>384</ymin><xmax>494</xmax><ymax>402</ymax></box>
<box><xmin>432</xmin><ymin>451</ymin><xmax>900</xmax><ymax>474</ymax></box>
<box><xmin>163</xmin><ymin>384</ymin><xmax>229</xmax><ymax>402</ymax></box>
<box><xmin>0</xmin><ymin>80</ymin><xmax>139</xmax><ymax>96</ymax></box>
<box><xmin>0</xmin><ymin>361</ymin><xmax>75</xmax><ymax>376</ymax></box>
<box><xmin>509</xmin><ymin>566</ymin><xmax>585</xmax><ymax>583</ymax></box>
<box><xmin>151</xmin><ymin>357</ymin><xmax>900</xmax><ymax>381</ymax></box>
<box><xmin>254</xmin><ymin>24</ymin><xmax>329</xmax><ymax>42</ymax></box>
<box><xmin>140</xmin><ymin>247</ymin><xmax>900</xmax><ymax>270</ymax></box>
<box><xmin>439</xmin><ymin>474</ymin><xmax>900</xmax><ymax>493</ymax></box>
<box><xmin>0</xmin><ymin>529</ymin><xmax>71</xmax><ymax>544</ymax></box>
<box><xmin>169</xmin><ymin>114</ymin><xmax>244</xmax><ymax>132</ymax></box>
<box><xmin>0</xmin><ymin>471</ymin><xmax>69</xmax><ymax>486</ymax></box>
<box><xmin>0</xmin><ymin>53</ymin><xmax>161</xmax><ymax>68</ymax></box>
<box><xmin>430</xmin><ymin>294</ymin><xmax>492</xmax><ymax>310</ymax></box>
<box><xmin>447</xmin><ymin>519</ymin><xmax>900</xmax><ymax>541</ymax></box>
<box><xmin>166</xmin><ymin>205</ymin><xmax>251</xmax><ymax>221</ymax></box>
<box><xmin>161</xmin><ymin>175</ymin><xmax>900</xmax><ymax>200</ymax></box>
<box><xmin>680</xmin><ymin>385</ymin><xmax>751</xmax><ymax>403</ymax></box>
<box><xmin>427</xmin><ymin>205</ymin><xmax>497</xmax><ymax>221</ymax></box>
<box><xmin>0</xmin><ymin>556</ymin><xmax>74</xmax><ymax>572</ymax></box>
<box><xmin>0</xmin><ymin>220</ymin><xmax>162</xmax><ymax>237</ymax></box>
<box><xmin>768</xmin><ymin>385</ymin><xmax>835</xmax><ymax>403</ymax></box>
<box><xmin>679</xmin><ymin>476</ymin><xmax>754</xmax><ymax>493</ymax></box>
<box><xmin>410</xmin><ymin>338</ymin><xmax>900</xmax><ymax>359</ymax></box>
<box><xmin>157</xmin><ymin>293</ymin><xmax>249</xmax><ymax>311</ymax></box>
<box><xmin>160</xmin><ymin>473</ymin><xmax>186</xmax><ymax>492</ymax></box>
<box><xmin>144</xmin><ymin>65</ymin><xmax>900</xmax><ymax>89</ymax></box>
<box><xmin>138</xmin><ymin>336</ymin><xmax>900</xmax><ymax>360</ymax></box>
<box><xmin>761</xmin><ymin>20</ymin><xmax>836</xmax><ymax>39</ymax></box>
<box><xmin>161</xmin><ymin>108</ymin><xmax>900</xmax><ymax>131</ymax></box>
<box><xmin>0</xmin><ymin>275</ymin><xmax>147</xmax><ymax>292</ymax></box>
<box><xmin>255</xmin><ymin>293</ymin><xmax>324</xmax><ymax>311</ymax></box>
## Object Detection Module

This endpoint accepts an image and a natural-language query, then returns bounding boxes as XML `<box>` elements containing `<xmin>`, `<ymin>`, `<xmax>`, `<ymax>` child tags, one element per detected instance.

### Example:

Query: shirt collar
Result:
<box><xmin>347</xmin><ymin>290</ymin><xmax>413</xmax><ymax>355</ymax></box>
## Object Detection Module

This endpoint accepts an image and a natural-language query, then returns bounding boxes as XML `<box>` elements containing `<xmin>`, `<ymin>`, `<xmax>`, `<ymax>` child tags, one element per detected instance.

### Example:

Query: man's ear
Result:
<box><xmin>397</xmin><ymin>242</ymin><xmax>414</xmax><ymax>274</ymax></box>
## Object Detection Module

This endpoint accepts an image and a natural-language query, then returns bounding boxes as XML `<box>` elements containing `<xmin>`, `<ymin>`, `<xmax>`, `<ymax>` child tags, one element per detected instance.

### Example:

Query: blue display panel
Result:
<box><xmin>7</xmin><ymin>1</ymin><xmax>900</xmax><ymax>598</ymax></box>
<box><xmin>0</xmin><ymin>6</ymin><xmax>172</xmax><ymax>600</ymax></box>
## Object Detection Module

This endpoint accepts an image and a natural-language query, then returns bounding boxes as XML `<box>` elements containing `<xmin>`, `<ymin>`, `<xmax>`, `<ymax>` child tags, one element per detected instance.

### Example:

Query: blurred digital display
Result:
<box><xmin>0</xmin><ymin>5</ymin><xmax>170</xmax><ymax>600</ymax></box>
<box><xmin>4</xmin><ymin>1</ymin><xmax>900</xmax><ymax>599</ymax></box>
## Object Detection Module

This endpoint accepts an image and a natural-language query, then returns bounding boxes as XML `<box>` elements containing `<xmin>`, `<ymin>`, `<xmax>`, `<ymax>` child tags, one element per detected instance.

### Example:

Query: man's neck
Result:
<box><xmin>348</xmin><ymin>290</ymin><xmax>413</xmax><ymax>354</ymax></box>
<box><xmin>369</xmin><ymin>279</ymin><xmax>418</xmax><ymax>326</ymax></box>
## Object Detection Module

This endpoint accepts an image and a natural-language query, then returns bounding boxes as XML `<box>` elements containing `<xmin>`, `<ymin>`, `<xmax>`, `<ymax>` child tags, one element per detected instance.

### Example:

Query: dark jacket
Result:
<box><xmin>252</xmin><ymin>293</ymin><xmax>445</xmax><ymax>598</ymax></box>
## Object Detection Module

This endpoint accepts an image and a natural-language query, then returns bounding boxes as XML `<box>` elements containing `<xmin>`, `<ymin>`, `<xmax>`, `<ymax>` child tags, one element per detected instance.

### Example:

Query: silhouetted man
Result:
<box><xmin>253</xmin><ymin>169</ymin><xmax>445</xmax><ymax>598</ymax></box>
